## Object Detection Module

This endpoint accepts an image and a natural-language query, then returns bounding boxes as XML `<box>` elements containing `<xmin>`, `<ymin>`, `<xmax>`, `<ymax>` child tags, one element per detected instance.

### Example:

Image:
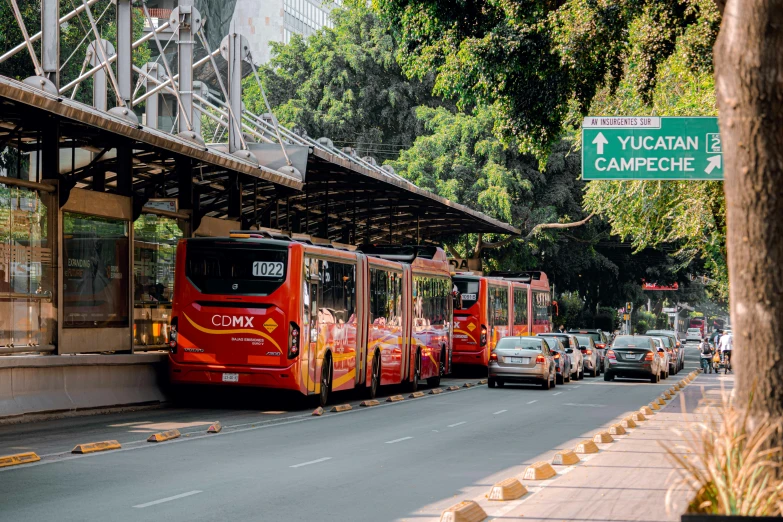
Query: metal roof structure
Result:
<box><xmin>0</xmin><ymin>0</ymin><xmax>519</xmax><ymax>243</ymax></box>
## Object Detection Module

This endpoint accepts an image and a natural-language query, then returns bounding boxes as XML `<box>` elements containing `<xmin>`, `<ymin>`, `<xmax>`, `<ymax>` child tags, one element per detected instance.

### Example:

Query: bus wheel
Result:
<box><xmin>319</xmin><ymin>355</ymin><xmax>332</xmax><ymax>407</ymax></box>
<box><xmin>369</xmin><ymin>352</ymin><xmax>380</xmax><ymax>399</ymax></box>
<box><xmin>409</xmin><ymin>352</ymin><xmax>420</xmax><ymax>393</ymax></box>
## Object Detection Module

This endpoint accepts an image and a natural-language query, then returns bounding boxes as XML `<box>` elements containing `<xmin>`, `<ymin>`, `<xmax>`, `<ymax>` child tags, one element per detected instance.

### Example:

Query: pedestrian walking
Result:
<box><xmin>699</xmin><ymin>337</ymin><xmax>714</xmax><ymax>373</ymax></box>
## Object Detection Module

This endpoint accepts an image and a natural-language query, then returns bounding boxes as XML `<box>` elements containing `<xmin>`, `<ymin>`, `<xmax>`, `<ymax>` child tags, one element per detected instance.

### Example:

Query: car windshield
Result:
<box><xmin>496</xmin><ymin>337</ymin><xmax>542</xmax><ymax>351</ymax></box>
<box><xmin>612</xmin><ymin>336</ymin><xmax>652</xmax><ymax>348</ymax></box>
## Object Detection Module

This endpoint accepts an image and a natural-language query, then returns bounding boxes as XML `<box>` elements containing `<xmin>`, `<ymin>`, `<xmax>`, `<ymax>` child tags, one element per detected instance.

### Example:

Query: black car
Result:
<box><xmin>604</xmin><ymin>335</ymin><xmax>665</xmax><ymax>383</ymax></box>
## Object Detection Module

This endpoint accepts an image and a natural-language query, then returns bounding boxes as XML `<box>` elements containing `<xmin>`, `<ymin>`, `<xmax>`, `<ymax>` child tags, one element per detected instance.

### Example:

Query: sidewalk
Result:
<box><xmin>431</xmin><ymin>370</ymin><xmax>733</xmax><ymax>522</ymax></box>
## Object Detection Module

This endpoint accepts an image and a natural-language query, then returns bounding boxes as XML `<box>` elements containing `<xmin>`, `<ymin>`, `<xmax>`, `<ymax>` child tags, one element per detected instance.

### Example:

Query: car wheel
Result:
<box><xmin>556</xmin><ymin>373</ymin><xmax>564</xmax><ymax>385</ymax></box>
<box><xmin>590</xmin><ymin>367</ymin><xmax>597</xmax><ymax>377</ymax></box>
<box><xmin>497</xmin><ymin>380</ymin><xmax>504</xmax><ymax>387</ymax></box>
<box><xmin>488</xmin><ymin>378</ymin><xmax>496</xmax><ymax>389</ymax></box>
<box><xmin>541</xmin><ymin>376</ymin><xmax>550</xmax><ymax>390</ymax></box>
<box><xmin>579</xmin><ymin>366</ymin><xmax>584</xmax><ymax>380</ymax></box>
<box><xmin>551</xmin><ymin>370</ymin><xmax>557</xmax><ymax>388</ymax></box>
<box><xmin>604</xmin><ymin>372</ymin><xmax>613</xmax><ymax>382</ymax></box>
<box><xmin>650</xmin><ymin>372</ymin><xmax>658</xmax><ymax>384</ymax></box>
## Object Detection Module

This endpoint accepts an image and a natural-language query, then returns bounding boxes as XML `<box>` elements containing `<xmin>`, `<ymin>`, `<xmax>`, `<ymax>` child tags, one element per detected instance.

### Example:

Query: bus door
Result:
<box><xmin>305</xmin><ymin>257</ymin><xmax>321</xmax><ymax>395</ymax></box>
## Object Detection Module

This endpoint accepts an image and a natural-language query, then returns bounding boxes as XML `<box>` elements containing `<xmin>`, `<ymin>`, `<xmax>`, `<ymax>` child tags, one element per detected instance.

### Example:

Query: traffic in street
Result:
<box><xmin>0</xmin><ymin>347</ymin><xmax>706</xmax><ymax>522</ymax></box>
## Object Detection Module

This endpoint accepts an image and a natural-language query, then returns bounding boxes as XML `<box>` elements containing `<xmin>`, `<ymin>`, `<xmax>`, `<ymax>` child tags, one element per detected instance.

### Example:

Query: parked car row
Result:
<box><xmin>488</xmin><ymin>327</ymin><xmax>683</xmax><ymax>388</ymax></box>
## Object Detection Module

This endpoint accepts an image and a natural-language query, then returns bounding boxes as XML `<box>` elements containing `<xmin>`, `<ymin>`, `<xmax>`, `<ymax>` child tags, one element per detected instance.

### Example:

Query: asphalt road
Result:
<box><xmin>0</xmin><ymin>346</ymin><xmax>705</xmax><ymax>522</ymax></box>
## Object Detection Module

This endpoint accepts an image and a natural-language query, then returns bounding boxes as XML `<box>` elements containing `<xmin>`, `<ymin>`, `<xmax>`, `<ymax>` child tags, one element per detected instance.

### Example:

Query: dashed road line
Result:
<box><xmin>493</xmin><ymin>410</ymin><xmax>507</xmax><ymax>415</ymax></box>
<box><xmin>290</xmin><ymin>457</ymin><xmax>332</xmax><ymax>468</ymax></box>
<box><xmin>527</xmin><ymin>400</ymin><xmax>538</xmax><ymax>404</ymax></box>
<box><xmin>385</xmin><ymin>437</ymin><xmax>413</xmax><ymax>444</ymax></box>
<box><xmin>447</xmin><ymin>421</ymin><xmax>466</xmax><ymax>428</ymax></box>
<box><xmin>133</xmin><ymin>490</ymin><xmax>202</xmax><ymax>508</ymax></box>
<box><xmin>553</xmin><ymin>392</ymin><xmax>563</xmax><ymax>396</ymax></box>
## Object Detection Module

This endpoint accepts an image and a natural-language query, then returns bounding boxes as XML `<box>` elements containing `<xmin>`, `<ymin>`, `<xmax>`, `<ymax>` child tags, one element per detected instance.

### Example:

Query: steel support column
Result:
<box><xmin>115</xmin><ymin>141</ymin><xmax>132</xmax><ymax>196</ymax></box>
<box><xmin>173</xmin><ymin>1</ymin><xmax>202</xmax><ymax>140</ymax></box>
<box><xmin>40</xmin><ymin>116</ymin><xmax>59</xmax><ymax>181</ymax></box>
<box><xmin>225</xmin><ymin>29</ymin><xmax>247</xmax><ymax>153</ymax></box>
<box><xmin>88</xmin><ymin>40</ymin><xmax>115</xmax><ymax>111</ymax></box>
<box><xmin>115</xmin><ymin>0</ymin><xmax>132</xmax><ymax>106</ymax></box>
<box><xmin>141</xmin><ymin>63</ymin><xmax>161</xmax><ymax>129</ymax></box>
<box><xmin>41</xmin><ymin>0</ymin><xmax>59</xmax><ymax>89</ymax></box>
<box><xmin>228</xmin><ymin>173</ymin><xmax>241</xmax><ymax>219</ymax></box>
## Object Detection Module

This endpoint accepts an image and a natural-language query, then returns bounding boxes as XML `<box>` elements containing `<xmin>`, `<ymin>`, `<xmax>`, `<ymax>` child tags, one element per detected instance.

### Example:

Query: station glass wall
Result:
<box><xmin>133</xmin><ymin>214</ymin><xmax>182</xmax><ymax>347</ymax></box>
<box><xmin>0</xmin><ymin>182</ymin><xmax>55</xmax><ymax>347</ymax></box>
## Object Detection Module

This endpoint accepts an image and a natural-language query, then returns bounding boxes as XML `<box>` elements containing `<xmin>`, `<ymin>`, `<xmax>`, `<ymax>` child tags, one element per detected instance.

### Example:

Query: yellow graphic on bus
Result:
<box><xmin>263</xmin><ymin>318</ymin><xmax>278</xmax><ymax>333</ymax></box>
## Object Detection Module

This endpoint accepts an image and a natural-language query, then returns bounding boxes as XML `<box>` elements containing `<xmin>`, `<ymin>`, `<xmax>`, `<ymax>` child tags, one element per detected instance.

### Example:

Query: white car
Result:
<box><xmin>537</xmin><ymin>333</ymin><xmax>585</xmax><ymax>380</ymax></box>
<box><xmin>686</xmin><ymin>328</ymin><xmax>702</xmax><ymax>343</ymax></box>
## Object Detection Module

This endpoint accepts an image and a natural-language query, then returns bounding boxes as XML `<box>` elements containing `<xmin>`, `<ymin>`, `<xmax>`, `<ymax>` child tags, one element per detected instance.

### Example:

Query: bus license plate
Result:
<box><xmin>222</xmin><ymin>373</ymin><xmax>239</xmax><ymax>383</ymax></box>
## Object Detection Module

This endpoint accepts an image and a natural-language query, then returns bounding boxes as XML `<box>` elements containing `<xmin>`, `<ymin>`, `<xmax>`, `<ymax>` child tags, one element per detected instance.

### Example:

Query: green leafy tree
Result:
<box><xmin>242</xmin><ymin>4</ymin><xmax>445</xmax><ymax>158</ymax></box>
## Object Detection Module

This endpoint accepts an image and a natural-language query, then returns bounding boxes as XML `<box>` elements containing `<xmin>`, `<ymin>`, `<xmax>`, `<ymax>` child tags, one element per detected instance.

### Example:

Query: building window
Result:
<box><xmin>62</xmin><ymin>213</ymin><xmax>129</xmax><ymax>328</ymax></box>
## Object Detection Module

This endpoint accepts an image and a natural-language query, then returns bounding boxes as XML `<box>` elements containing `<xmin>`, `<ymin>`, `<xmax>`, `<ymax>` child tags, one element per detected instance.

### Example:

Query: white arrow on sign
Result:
<box><xmin>705</xmin><ymin>155</ymin><xmax>722</xmax><ymax>174</ymax></box>
<box><xmin>592</xmin><ymin>132</ymin><xmax>608</xmax><ymax>155</ymax></box>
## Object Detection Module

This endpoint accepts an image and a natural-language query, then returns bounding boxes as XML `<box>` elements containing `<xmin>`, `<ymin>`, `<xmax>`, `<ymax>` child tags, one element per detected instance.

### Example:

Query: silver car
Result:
<box><xmin>537</xmin><ymin>333</ymin><xmax>584</xmax><ymax>380</ymax></box>
<box><xmin>573</xmin><ymin>335</ymin><xmax>600</xmax><ymax>377</ymax></box>
<box><xmin>488</xmin><ymin>336</ymin><xmax>557</xmax><ymax>390</ymax></box>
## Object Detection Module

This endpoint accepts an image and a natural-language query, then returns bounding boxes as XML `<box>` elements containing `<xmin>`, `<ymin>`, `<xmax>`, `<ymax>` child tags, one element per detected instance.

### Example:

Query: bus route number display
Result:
<box><xmin>252</xmin><ymin>261</ymin><xmax>284</xmax><ymax>277</ymax></box>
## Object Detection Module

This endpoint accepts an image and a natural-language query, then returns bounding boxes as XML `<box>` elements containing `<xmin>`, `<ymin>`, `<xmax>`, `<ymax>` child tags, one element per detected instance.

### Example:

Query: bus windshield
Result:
<box><xmin>453</xmin><ymin>278</ymin><xmax>479</xmax><ymax>310</ymax></box>
<box><xmin>185</xmin><ymin>240</ymin><xmax>288</xmax><ymax>295</ymax></box>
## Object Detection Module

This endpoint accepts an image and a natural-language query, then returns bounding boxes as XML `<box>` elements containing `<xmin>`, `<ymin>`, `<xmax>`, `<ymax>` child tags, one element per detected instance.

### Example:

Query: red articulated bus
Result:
<box><xmin>451</xmin><ymin>271</ymin><xmax>550</xmax><ymax>368</ymax></box>
<box><xmin>168</xmin><ymin>233</ymin><xmax>451</xmax><ymax>406</ymax></box>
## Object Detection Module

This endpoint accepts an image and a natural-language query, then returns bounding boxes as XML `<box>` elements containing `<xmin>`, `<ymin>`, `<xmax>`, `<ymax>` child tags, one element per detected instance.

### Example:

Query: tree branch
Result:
<box><xmin>481</xmin><ymin>213</ymin><xmax>596</xmax><ymax>249</ymax></box>
<box><xmin>445</xmin><ymin>244</ymin><xmax>461</xmax><ymax>259</ymax></box>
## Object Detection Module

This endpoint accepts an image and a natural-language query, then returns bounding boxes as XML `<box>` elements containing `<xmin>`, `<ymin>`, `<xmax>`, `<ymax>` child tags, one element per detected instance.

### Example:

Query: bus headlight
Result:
<box><xmin>288</xmin><ymin>322</ymin><xmax>300</xmax><ymax>359</ymax></box>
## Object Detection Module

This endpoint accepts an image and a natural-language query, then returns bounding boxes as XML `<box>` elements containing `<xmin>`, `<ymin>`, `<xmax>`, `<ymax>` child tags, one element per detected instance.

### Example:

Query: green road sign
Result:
<box><xmin>582</xmin><ymin>116</ymin><xmax>723</xmax><ymax>180</ymax></box>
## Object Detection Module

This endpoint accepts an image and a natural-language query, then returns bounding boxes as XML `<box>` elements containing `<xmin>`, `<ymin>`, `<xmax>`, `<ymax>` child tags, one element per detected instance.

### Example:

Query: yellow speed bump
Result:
<box><xmin>330</xmin><ymin>404</ymin><xmax>352</xmax><ymax>412</ymax></box>
<box><xmin>656</xmin><ymin>397</ymin><xmax>666</xmax><ymax>405</ymax></box>
<box><xmin>478</xmin><ymin>379</ymin><xmax>488</xmax><ymax>385</ymax></box>
<box><xmin>429</xmin><ymin>388</ymin><xmax>444</xmax><ymax>395</ymax></box>
<box><xmin>640</xmin><ymin>406</ymin><xmax>654</xmax><ymax>415</ymax></box>
<box><xmin>663</xmin><ymin>390</ymin><xmax>672</xmax><ymax>399</ymax></box>
<box><xmin>670</xmin><ymin>387</ymin><xmax>678</xmax><ymax>394</ymax></box>
<box><xmin>447</xmin><ymin>386</ymin><xmax>460</xmax><ymax>391</ymax></box>
<box><xmin>71</xmin><ymin>440</ymin><xmax>121</xmax><ymax>454</ymax></box>
<box><xmin>523</xmin><ymin>461</ymin><xmax>557</xmax><ymax>480</ymax></box>
<box><xmin>621</xmin><ymin>417</ymin><xmax>637</xmax><ymax>429</ymax></box>
<box><xmin>649</xmin><ymin>402</ymin><xmax>661</xmax><ymax>410</ymax></box>
<box><xmin>674</xmin><ymin>383</ymin><xmax>682</xmax><ymax>390</ymax></box>
<box><xmin>487</xmin><ymin>477</ymin><xmax>527</xmax><ymax>501</ymax></box>
<box><xmin>386</xmin><ymin>395</ymin><xmax>405</xmax><ymax>402</ymax></box>
<box><xmin>463</xmin><ymin>382</ymin><xmax>475</xmax><ymax>388</ymax></box>
<box><xmin>631</xmin><ymin>412</ymin><xmax>647</xmax><ymax>422</ymax></box>
<box><xmin>608</xmin><ymin>424</ymin><xmax>626</xmax><ymax>436</ymax></box>
<box><xmin>593</xmin><ymin>431</ymin><xmax>614</xmax><ymax>443</ymax></box>
<box><xmin>574</xmin><ymin>439</ymin><xmax>599</xmax><ymax>454</ymax></box>
<box><xmin>207</xmin><ymin>421</ymin><xmax>222</xmax><ymax>433</ymax></box>
<box><xmin>679</xmin><ymin>380</ymin><xmax>687</xmax><ymax>387</ymax></box>
<box><xmin>312</xmin><ymin>407</ymin><xmax>324</xmax><ymax>416</ymax></box>
<box><xmin>552</xmin><ymin>450</ymin><xmax>580</xmax><ymax>466</ymax></box>
<box><xmin>439</xmin><ymin>500</ymin><xmax>487</xmax><ymax>522</ymax></box>
<box><xmin>0</xmin><ymin>452</ymin><xmax>40</xmax><ymax>468</ymax></box>
<box><xmin>360</xmin><ymin>400</ymin><xmax>380</xmax><ymax>407</ymax></box>
<box><xmin>147</xmin><ymin>429</ymin><xmax>181</xmax><ymax>443</ymax></box>
<box><xmin>409</xmin><ymin>391</ymin><xmax>425</xmax><ymax>398</ymax></box>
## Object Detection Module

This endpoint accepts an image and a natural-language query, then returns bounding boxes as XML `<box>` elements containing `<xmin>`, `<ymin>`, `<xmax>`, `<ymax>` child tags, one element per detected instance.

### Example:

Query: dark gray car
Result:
<box><xmin>646</xmin><ymin>330</ymin><xmax>684</xmax><ymax>372</ymax></box>
<box><xmin>604</xmin><ymin>335</ymin><xmax>664</xmax><ymax>383</ymax></box>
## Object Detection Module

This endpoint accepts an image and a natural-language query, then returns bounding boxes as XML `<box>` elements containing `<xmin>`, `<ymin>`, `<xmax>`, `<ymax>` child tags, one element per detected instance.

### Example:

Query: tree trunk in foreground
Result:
<box><xmin>714</xmin><ymin>0</ymin><xmax>783</xmax><ymax>417</ymax></box>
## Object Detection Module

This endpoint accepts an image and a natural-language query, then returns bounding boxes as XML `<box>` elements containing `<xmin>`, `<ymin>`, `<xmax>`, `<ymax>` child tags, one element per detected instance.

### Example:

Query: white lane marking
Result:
<box><xmin>493</xmin><ymin>409</ymin><xmax>507</xmax><ymax>415</ymax></box>
<box><xmin>553</xmin><ymin>392</ymin><xmax>563</xmax><ymax>396</ymax></box>
<box><xmin>385</xmin><ymin>437</ymin><xmax>413</xmax><ymax>444</ymax></box>
<box><xmin>447</xmin><ymin>421</ymin><xmax>467</xmax><ymax>428</ymax></box>
<box><xmin>110</xmin><ymin>421</ymin><xmax>153</xmax><ymax>427</ymax></box>
<box><xmin>290</xmin><ymin>457</ymin><xmax>332</xmax><ymax>468</ymax></box>
<box><xmin>133</xmin><ymin>490</ymin><xmax>202</xmax><ymax>508</ymax></box>
<box><xmin>563</xmin><ymin>403</ymin><xmax>606</xmax><ymax>407</ymax></box>
<box><xmin>526</xmin><ymin>400</ymin><xmax>538</xmax><ymax>404</ymax></box>
<box><xmin>570</xmin><ymin>385</ymin><xmax>581</xmax><ymax>389</ymax></box>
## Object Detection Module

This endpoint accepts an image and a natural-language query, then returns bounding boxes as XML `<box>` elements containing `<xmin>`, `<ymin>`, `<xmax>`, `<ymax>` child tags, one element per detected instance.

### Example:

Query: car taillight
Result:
<box><xmin>168</xmin><ymin>317</ymin><xmax>178</xmax><ymax>354</ymax></box>
<box><xmin>585</xmin><ymin>349</ymin><xmax>592</xmax><ymax>355</ymax></box>
<box><xmin>554</xmin><ymin>353</ymin><xmax>560</xmax><ymax>359</ymax></box>
<box><xmin>658</xmin><ymin>351</ymin><xmax>665</xmax><ymax>358</ymax></box>
<box><xmin>644</xmin><ymin>352</ymin><xmax>654</xmax><ymax>361</ymax></box>
<box><xmin>490</xmin><ymin>351</ymin><xmax>498</xmax><ymax>362</ymax></box>
<box><xmin>535</xmin><ymin>354</ymin><xmax>546</xmax><ymax>364</ymax></box>
<box><xmin>596</xmin><ymin>343</ymin><xmax>606</xmax><ymax>349</ymax></box>
<box><xmin>480</xmin><ymin>325</ymin><xmax>487</xmax><ymax>347</ymax></box>
<box><xmin>607</xmin><ymin>350</ymin><xmax>616</xmax><ymax>360</ymax></box>
<box><xmin>288</xmin><ymin>322</ymin><xmax>300</xmax><ymax>359</ymax></box>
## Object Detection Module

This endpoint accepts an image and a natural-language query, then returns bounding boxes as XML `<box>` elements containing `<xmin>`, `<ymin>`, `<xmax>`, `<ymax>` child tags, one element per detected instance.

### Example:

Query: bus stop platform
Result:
<box><xmin>0</xmin><ymin>353</ymin><xmax>168</xmax><ymax>422</ymax></box>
